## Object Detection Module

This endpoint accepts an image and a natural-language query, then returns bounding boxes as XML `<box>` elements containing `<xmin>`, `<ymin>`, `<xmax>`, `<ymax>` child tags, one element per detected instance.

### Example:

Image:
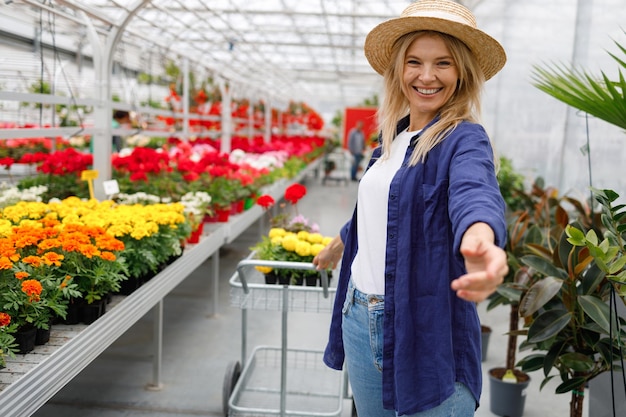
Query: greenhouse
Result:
<box><xmin>0</xmin><ymin>1</ymin><xmax>624</xmax><ymax>417</ymax></box>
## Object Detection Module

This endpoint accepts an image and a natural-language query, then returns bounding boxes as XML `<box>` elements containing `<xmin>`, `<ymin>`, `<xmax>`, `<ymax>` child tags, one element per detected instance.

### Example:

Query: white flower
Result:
<box><xmin>0</xmin><ymin>184</ymin><xmax>47</xmax><ymax>208</ymax></box>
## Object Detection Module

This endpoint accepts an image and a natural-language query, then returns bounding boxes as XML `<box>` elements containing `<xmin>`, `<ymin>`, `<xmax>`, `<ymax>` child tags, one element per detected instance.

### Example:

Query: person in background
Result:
<box><xmin>313</xmin><ymin>1</ymin><xmax>509</xmax><ymax>416</ymax></box>
<box><xmin>347</xmin><ymin>120</ymin><xmax>365</xmax><ymax>181</ymax></box>
<box><xmin>112</xmin><ymin>110</ymin><xmax>131</xmax><ymax>152</ymax></box>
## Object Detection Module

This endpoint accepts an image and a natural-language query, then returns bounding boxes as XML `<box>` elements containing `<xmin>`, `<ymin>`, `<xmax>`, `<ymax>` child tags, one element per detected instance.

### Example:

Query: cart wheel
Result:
<box><xmin>222</xmin><ymin>360</ymin><xmax>241</xmax><ymax>417</ymax></box>
<box><xmin>351</xmin><ymin>398</ymin><xmax>358</xmax><ymax>416</ymax></box>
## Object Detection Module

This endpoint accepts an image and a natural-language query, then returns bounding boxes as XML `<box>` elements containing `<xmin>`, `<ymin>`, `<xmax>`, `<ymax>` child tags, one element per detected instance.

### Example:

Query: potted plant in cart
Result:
<box><xmin>251</xmin><ymin>184</ymin><xmax>334</xmax><ymax>286</ymax></box>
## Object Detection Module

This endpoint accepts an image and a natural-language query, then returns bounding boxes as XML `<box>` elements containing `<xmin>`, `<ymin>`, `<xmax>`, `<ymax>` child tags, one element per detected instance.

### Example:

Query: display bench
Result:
<box><xmin>0</xmin><ymin>159</ymin><xmax>321</xmax><ymax>417</ymax></box>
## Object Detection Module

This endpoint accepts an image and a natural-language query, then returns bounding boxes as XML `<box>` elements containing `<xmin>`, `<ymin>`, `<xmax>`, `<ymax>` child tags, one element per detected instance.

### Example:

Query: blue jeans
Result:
<box><xmin>341</xmin><ymin>280</ymin><xmax>476</xmax><ymax>417</ymax></box>
<box><xmin>351</xmin><ymin>153</ymin><xmax>363</xmax><ymax>180</ymax></box>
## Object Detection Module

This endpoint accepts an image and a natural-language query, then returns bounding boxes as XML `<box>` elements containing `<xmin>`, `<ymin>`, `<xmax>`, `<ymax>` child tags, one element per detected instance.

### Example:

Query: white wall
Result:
<box><xmin>477</xmin><ymin>0</ymin><xmax>626</xmax><ymax>199</ymax></box>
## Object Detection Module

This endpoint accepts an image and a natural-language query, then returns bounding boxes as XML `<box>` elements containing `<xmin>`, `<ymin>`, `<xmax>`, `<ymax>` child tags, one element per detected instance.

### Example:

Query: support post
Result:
<box><xmin>146</xmin><ymin>300</ymin><xmax>164</xmax><ymax>391</ymax></box>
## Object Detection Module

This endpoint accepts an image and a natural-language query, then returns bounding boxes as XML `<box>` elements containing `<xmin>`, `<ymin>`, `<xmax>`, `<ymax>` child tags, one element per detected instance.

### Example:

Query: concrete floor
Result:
<box><xmin>30</xmin><ymin>173</ymin><xmax>592</xmax><ymax>417</ymax></box>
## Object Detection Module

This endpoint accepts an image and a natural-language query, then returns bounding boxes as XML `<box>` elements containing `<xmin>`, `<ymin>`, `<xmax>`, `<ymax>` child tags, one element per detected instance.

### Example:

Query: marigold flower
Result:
<box><xmin>42</xmin><ymin>251</ymin><xmax>64</xmax><ymax>266</ymax></box>
<box><xmin>281</xmin><ymin>235</ymin><xmax>298</xmax><ymax>252</ymax></box>
<box><xmin>311</xmin><ymin>243</ymin><xmax>325</xmax><ymax>257</ymax></box>
<box><xmin>268</xmin><ymin>228</ymin><xmax>287</xmax><ymax>238</ymax></box>
<box><xmin>99</xmin><ymin>251</ymin><xmax>116</xmax><ymax>261</ymax></box>
<box><xmin>15</xmin><ymin>271</ymin><xmax>30</xmax><ymax>280</ymax></box>
<box><xmin>255</xmin><ymin>266</ymin><xmax>273</xmax><ymax>274</ymax></box>
<box><xmin>0</xmin><ymin>256</ymin><xmax>13</xmax><ymax>270</ymax></box>
<box><xmin>21</xmin><ymin>279</ymin><xmax>43</xmax><ymax>302</ymax></box>
<box><xmin>307</xmin><ymin>233</ymin><xmax>324</xmax><ymax>244</ymax></box>
<box><xmin>295</xmin><ymin>240</ymin><xmax>312</xmax><ymax>257</ymax></box>
<box><xmin>22</xmin><ymin>255</ymin><xmax>43</xmax><ymax>267</ymax></box>
<box><xmin>270</xmin><ymin>236</ymin><xmax>284</xmax><ymax>245</ymax></box>
<box><xmin>0</xmin><ymin>312</ymin><xmax>11</xmax><ymax>327</ymax></box>
<box><xmin>296</xmin><ymin>231</ymin><xmax>310</xmax><ymax>241</ymax></box>
<box><xmin>322</xmin><ymin>236</ymin><xmax>333</xmax><ymax>246</ymax></box>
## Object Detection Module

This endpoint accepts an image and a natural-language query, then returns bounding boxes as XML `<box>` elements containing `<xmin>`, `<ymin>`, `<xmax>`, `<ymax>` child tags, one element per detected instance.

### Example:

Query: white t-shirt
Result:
<box><xmin>351</xmin><ymin>129</ymin><xmax>419</xmax><ymax>295</ymax></box>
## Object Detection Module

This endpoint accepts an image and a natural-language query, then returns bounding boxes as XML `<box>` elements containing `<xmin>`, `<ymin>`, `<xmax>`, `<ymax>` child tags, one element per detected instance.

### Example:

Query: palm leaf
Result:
<box><xmin>531</xmin><ymin>35</ymin><xmax>626</xmax><ymax>130</ymax></box>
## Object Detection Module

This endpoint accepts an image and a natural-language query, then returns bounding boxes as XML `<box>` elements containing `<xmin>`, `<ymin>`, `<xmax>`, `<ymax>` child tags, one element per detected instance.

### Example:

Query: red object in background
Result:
<box><xmin>343</xmin><ymin>107</ymin><xmax>378</xmax><ymax>149</ymax></box>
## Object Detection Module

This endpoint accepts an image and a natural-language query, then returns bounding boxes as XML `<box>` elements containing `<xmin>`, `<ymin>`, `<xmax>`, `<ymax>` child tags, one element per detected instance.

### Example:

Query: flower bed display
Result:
<box><xmin>0</xmin><ymin>197</ymin><xmax>190</xmax><ymax>364</ymax></box>
<box><xmin>0</xmin><ymin>133</ymin><xmax>327</xmax><ymax>366</ymax></box>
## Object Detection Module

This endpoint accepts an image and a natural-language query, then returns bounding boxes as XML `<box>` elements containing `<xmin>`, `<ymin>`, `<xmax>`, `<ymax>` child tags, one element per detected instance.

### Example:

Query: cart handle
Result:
<box><xmin>236</xmin><ymin>259</ymin><xmax>330</xmax><ymax>298</ymax></box>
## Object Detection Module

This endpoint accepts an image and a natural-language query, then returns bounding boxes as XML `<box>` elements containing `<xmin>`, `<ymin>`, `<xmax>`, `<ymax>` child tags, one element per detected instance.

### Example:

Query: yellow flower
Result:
<box><xmin>281</xmin><ymin>235</ymin><xmax>298</xmax><ymax>252</ymax></box>
<box><xmin>322</xmin><ymin>236</ymin><xmax>333</xmax><ymax>245</ymax></box>
<box><xmin>0</xmin><ymin>219</ymin><xmax>13</xmax><ymax>237</ymax></box>
<box><xmin>270</xmin><ymin>236</ymin><xmax>284</xmax><ymax>245</ymax></box>
<box><xmin>255</xmin><ymin>266</ymin><xmax>273</xmax><ymax>274</ymax></box>
<box><xmin>310</xmin><ymin>243</ymin><xmax>325</xmax><ymax>256</ymax></box>
<box><xmin>296</xmin><ymin>230</ymin><xmax>310</xmax><ymax>241</ymax></box>
<box><xmin>307</xmin><ymin>233</ymin><xmax>323</xmax><ymax>244</ymax></box>
<box><xmin>269</xmin><ymin>228</ymin><xmax>287</xmax><ymax>238</ymax></box>
<box><xmin>295</xmin><ymin>240</ymin><xmax>312</xmax><ymax>257</ymax></box>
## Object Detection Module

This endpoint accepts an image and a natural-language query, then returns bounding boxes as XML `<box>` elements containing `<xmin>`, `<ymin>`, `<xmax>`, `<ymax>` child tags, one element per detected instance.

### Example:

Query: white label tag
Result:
<box><xmin>103</xmin><ymin>180</ymin><xmax>120</xmax><ymax>196</ymax></box>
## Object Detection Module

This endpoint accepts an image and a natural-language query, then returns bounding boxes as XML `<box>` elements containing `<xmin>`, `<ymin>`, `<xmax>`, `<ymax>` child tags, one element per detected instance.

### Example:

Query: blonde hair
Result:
<box><xmin>378</xmin><ymin>31</ymin><xmax>487</xmax><ymax>166</ymax></box>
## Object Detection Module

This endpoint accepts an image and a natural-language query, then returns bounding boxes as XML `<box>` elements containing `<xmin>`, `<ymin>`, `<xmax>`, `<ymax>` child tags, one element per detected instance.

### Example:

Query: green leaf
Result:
<box><xmin>495</xmin><ymin>285</ymin><xmax>522</xmax><ymax>303</ymax></box>
<box><xmin>579</xmin><ymin>295</ymin><xmax>613</xmax><ymax>334</ymax></box>
<box><xmin>527</xmin><ymin>309</ymin><xmax>572</xmax><ymax>343</ymax></box>
<box><xmin>519</xmin><ymin>277</ymin><xmax>563</xmax><ymax>317</ymax></box>
<box><xmin>521</xmin><ymin>255</ymin><xmax>568</xmax><ymax>279</ymax></box>
<box><xmin>556</xmin><ymin>377</ymin><xmax>587</xmax><ymax>394</ymax></box>
<box><xmin>565</xmin><ymin>225</ymin><xmax>585</xmax><ymax>245</ymax></box>
<box><xmin>539</xmin><ymin>375</ymin><xmax>555</xmax><ymax>391</ymax></box>
<box><xmin>559</xmin><ymin>352</ymin><xmax>595</xmax><ymax>372</ymax></box>
<box><xmin>519</xmin><ymin>354</ymin><xmax>545</xmax><ymax>372</ymax></box>
<box><xmin>581</xmin><ymin>263</ymin><xmax>606</xmax><ymax>295</ymax></box>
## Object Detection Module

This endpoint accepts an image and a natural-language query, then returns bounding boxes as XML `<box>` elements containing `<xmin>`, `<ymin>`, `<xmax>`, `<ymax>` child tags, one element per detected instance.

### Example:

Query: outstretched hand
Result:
<box><xmin>451</xmin><ymin>224</ymin><xmax>508</xmax><ymax>303</ymax></box>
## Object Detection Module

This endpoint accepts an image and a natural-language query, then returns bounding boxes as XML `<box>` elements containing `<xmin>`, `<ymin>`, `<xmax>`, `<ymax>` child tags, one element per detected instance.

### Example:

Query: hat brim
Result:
<box><xmin>364</xmin><ymin>16</ymin><xmax>506</xmax><ymax>80</ymax></box>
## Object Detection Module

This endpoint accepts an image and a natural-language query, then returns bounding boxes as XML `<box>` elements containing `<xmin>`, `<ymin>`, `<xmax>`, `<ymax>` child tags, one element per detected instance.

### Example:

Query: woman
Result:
<box><xmin>313</xmin><ymin>1</ymin><xmax>509</xmax><ymax>416</ymax></box>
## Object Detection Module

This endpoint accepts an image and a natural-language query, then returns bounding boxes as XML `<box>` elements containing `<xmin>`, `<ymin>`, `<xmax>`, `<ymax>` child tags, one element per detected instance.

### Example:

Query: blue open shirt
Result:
<box><xmin>323</xmin><ymin>116</ymin><xmax>507</xmax><ymax>415</ymax></box>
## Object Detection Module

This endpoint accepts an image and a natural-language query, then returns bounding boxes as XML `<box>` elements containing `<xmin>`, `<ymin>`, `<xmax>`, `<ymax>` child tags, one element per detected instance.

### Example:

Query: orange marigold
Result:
<box><xmin>99</xmin><ymin>251</ymin><xmax>116</xmax><ymax>261</ymax></box>
<box><xmin>21</xmin><ymin>279</ymin><xmax>43</xmax><ymax>302</ymax></box>
<box><xmin>22</xmin><ymin>255</ymin><xmax>43</xmax><ymax>267</ymax></box>
<box><xmin>0</xmin><ymin>256</ymin><xmax>13</xmax><ymax>270</ymax></box>
<box><xmin>0</xmin><ymin>312</ymin><xmax>11</xmax><ymax>327</ymax></box>
<box><xmin>15</xmin><ymin>271</ymin><xmax>30</xmax><ymax>280</ymax></box>
<box><xmin>42</xmin><ymin>252</ymin><xmax>64</xmax><ymax>266</ymax></box>
<box><xmin>79</xmin><ymin>244</ymin><xmax>100</xmax><ymax>259</ymax></box>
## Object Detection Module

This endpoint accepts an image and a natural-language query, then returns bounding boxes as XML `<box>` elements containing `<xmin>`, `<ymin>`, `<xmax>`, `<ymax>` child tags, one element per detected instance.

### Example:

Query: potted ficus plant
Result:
<box><xmin>486</xmin><ymin>178</ymin><xmax>559</xmax><ymax>417</ymax></box>
<box><xmin>528</xmin><ymin>31</ymin><xmax>626</xmax><ymax>417</ymax></box>
<box><xmin>515</xmin><ymin>187</ymin><xmax>623</xmax><ymax>417</ymax></box>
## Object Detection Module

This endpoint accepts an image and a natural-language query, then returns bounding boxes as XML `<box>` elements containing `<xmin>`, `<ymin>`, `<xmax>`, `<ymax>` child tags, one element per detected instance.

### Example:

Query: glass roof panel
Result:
<box><xmin>7</xmin><ymin>0</ymin><xmax>435</xmax><ymax>113</ymax></box>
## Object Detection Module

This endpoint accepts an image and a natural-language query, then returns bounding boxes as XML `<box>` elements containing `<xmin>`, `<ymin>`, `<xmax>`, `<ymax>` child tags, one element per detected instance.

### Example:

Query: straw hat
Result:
<box><xmin>364</xmin><ymin>0</ymin><xmax>506</xmax><ymax>80</ymax></box>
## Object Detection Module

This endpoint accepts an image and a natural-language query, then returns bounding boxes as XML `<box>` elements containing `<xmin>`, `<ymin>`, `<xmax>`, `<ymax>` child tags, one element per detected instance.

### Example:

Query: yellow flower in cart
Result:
<box><xmin>296</xmin><ymin>230</ymin><xmax>310</xmax><ymax>241</ymax></box>
<box><xmin>268</xmin><ymin>228</ymin><xmax>287</xmax><ymax>239</ymax></box>
<box><xmin>322</xmin><ymin>236</ymin><xmax>333</xmax><ymax>246</ymax></box>
<box><xmin>295</xmin><ymin>240</ymin><xmax>312</xmax><ymax>257</ymax></box>
<box><xmin>255</xmin><ymin>266</ymin><xmax>273</xmax><ymax>274</ymax></box>
<box><xmin>310</xmin><ymin>243</ymin><xmax>325</xmax><ymax>256</ymax></box>
<box><xmin>307</xmin><ymin>233</ymin><xmax>323</xmax><ymax>244</ymax></box>
<box><xmin>281</xmin><ymin>234</ymin><xmax>298</xmax><ymax>252</ymax></box>
<box><xmin>270</xmin><ymin>236</ymin><xmax>284</xmax><ymax>245</ymax></box>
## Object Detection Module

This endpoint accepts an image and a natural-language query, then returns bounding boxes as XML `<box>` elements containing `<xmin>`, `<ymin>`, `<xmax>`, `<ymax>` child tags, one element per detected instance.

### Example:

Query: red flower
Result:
<box><xmin>256</xmin><ymin>195</ymin><xmax>275</xmax><ymax>209</ymax></box>
<box><xmin>284</xmin><ymin>184</ymin><xmax>306</xmax><ymax>204</ymax></box>
<box><xmin>0</xmin><ymin>312</ymin><xmax>10</xmax><ymax>327</ymax></box>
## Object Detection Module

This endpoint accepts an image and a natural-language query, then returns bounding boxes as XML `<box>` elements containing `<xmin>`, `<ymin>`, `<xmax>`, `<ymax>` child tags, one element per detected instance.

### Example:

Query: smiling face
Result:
<box><xmin>402</xmin><ymin>33</ymin><xmax>459</xmax><ymax>130</ymax></box>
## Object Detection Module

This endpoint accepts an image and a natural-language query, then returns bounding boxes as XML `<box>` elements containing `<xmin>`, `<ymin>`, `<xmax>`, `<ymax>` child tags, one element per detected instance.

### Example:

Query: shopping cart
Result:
<box><xmin>223</xmin><ymin>255</ymin><xmax>354</xmax><ymax>417</ymax></box>
<box><xmin>322</xmin><ymin>147</ymin><xmax>351</xmax><ymax>185</ymax></box>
